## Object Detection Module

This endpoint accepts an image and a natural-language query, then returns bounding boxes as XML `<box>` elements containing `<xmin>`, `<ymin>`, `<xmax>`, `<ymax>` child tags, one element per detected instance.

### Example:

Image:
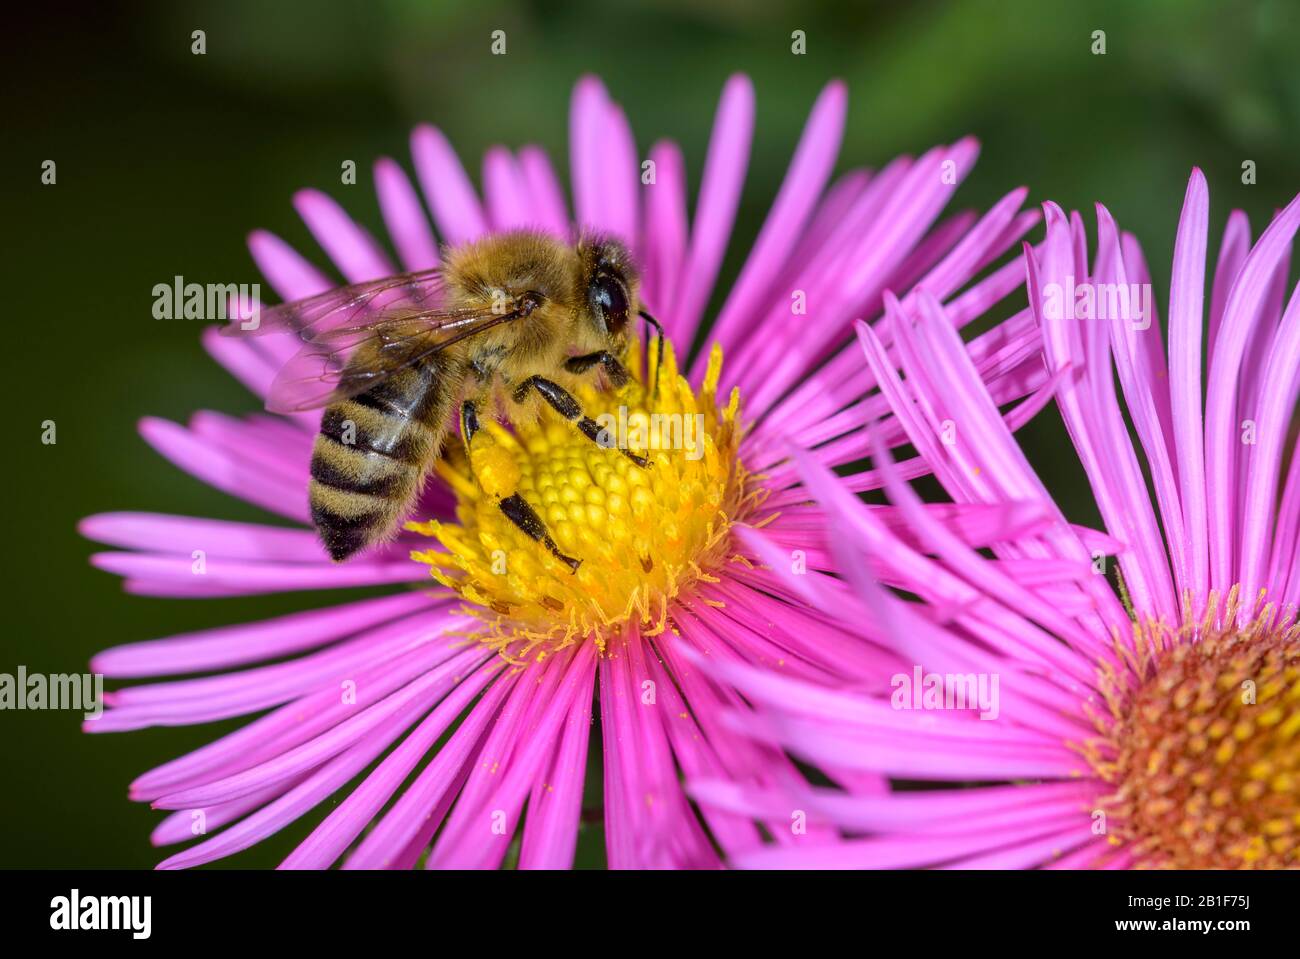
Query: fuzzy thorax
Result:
<box><xmin>407</xmin><ymin>341</ymin><xmax>767</xmax><ymax>660</ymax></box>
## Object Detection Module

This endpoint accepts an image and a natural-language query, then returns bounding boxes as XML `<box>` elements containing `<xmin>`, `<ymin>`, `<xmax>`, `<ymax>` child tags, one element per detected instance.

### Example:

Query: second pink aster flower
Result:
<box><xmin>696</xmin><ymin>169</ymin><xmax>1300</xmax><ymax>870</ymax></box>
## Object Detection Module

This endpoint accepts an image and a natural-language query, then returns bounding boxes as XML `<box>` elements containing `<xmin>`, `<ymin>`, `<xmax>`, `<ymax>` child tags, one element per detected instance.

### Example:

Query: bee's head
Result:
<box><xmin>578</xmin><ymin>236</ymin><xmax>639</xmax><ymax>346</ymax></box>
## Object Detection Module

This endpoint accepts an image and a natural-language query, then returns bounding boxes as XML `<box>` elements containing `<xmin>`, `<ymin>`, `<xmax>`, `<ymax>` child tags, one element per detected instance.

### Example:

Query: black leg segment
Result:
<box><xmin>513</xmin><ymin>375</ymin><xmax>650</xmax><ymax>468</ymax></box>
<box><xmin>460</xmin><ymin>399</ymin><xmax>480</xmax><ymax>460</ymax></box>
<box><xmin>499</xmin><ymin>493</ymin><xmax>581</xmax><ymax>573</ymax></box>
<box><xmin>563</xmin><ymin>351</ymin><xmax>630</xmax><ymax>387</ymax></box>
<box><xmin>639</xmin><ymin>309</ymin><xmax>665</xmax><ymax>396</ymax></box>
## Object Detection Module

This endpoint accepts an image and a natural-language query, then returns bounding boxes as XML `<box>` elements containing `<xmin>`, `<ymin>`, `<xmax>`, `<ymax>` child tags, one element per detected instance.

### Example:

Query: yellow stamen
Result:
<box><xmin>407</xmin><ymin>340</ymin><xmax>767</xmax><ymax>660</ymax></box>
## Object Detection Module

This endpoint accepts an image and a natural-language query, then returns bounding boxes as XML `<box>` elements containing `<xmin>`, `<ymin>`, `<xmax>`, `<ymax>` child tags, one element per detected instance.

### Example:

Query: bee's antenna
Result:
<box><xmin>639</xmin><ymin>309</ymin><xmax>664</xmax><ymax>396</ymax></box>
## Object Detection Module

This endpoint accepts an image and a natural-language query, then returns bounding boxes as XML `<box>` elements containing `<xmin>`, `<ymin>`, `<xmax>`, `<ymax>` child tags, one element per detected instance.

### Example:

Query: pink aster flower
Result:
<box><xmin>82</xmin><ymin>74</ymin><xmax>1049</xmax><ymax>869</ymax></box>
<box><xmin>693</xmin><ymin>169</ymin><xmax>1300</xmax><ymax>869</ymax></box>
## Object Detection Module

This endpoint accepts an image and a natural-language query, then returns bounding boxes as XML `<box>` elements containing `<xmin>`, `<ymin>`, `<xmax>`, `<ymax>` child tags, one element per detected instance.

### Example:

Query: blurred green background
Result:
<box><xmin>3</xmin><ymin>0</ymin><xmax>1298</xmax><ymax>868</ymax></box>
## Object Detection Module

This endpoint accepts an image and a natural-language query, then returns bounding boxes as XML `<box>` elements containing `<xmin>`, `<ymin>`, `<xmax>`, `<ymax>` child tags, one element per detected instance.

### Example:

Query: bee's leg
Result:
<box><xmin>459</xmin><ymin>399</ymin><xmax>480</xmax><ymax>461</ymax></box>
<box><xmin>563</xmin><ymin>351</ymin><xmax>629</xmax><ymax>387</ymax></box>
<box><xmin>638</xmin><ymin>310</ymin><xmax>665</xmax><ymax>396</ymax></box>
<box><xmin>461</xmin><ymin>395</ymin><xmax>581</xmax><ymax>571</ymax></box>
<box><xmin>513</xmin><ymin>375</ymin><xmax>650</xmax><ymax>468</ymax></box>
<box><xmin>498</xmin><ymin>493</ymin><xmax>581</xmax><ymax>573</ymax></box>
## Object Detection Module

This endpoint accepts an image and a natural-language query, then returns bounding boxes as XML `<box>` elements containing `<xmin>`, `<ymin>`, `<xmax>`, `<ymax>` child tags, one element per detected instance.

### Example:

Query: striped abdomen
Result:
<box><xmin>309</xmin><ymin>356</ymin><xmax>454</xmax><ymax>561</ymax></box>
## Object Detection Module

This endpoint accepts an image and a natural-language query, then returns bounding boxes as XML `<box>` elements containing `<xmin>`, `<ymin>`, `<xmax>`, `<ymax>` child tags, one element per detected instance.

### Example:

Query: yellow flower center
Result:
<box><xmin>407</xmin><ymin>340</ymin><xmax>768</xmax><ymax>660</ymax></box>
<box><xmin>1087</xmin><ymin>589</ymin><xmax>1300</xmax><ymax>868</ymax></box>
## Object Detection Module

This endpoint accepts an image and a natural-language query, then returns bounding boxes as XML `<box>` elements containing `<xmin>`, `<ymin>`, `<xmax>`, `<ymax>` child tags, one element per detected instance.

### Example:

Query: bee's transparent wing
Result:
<box><xmin>225</xmin><ymin>271</ymin><xmax>540</xmax><ymax>413</ymax></box>
<box><xmin>264</xmin><ymin>305</ymin><xmax>525</xmax><ymax>414</ymax></box>
<box><xmin>220</xmin><ymin>269</ymin><xmax>447</xmax><ymax>341</ymax></box>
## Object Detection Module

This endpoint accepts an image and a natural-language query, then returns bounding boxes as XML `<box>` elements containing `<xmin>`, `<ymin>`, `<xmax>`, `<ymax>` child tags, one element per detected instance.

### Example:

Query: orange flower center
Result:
<box><xmin>1088</xmin><ymin>591</ymin><xmax>1300</xmax><ymax>868</ymax></box>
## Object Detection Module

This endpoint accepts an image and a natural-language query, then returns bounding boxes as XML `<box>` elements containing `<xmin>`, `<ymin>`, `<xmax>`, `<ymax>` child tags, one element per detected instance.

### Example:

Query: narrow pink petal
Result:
<box><xmin>429</xmin><ymin>651</ymin><xmax>566</xmax><ymax>849</ymax></box>
<box><xmin>670</xmin><ymin>74</ymin><xmax>754</xmax><ymax>347</ymax></box>
<box><xmin>643</xmin><ymin>639</ymin><xmax>768</xmax><ymax>854</ymax></box>
<box><xmin>692</xmin><ymin>779</ymin><xmax>1095</xmax><ymax>834</ymax></box>
<box><xmin>865</xmin><ymin>432</ymin><xmax>1101</xmax><ymax>674</ymax></box>
<box><xmin>123</xmin><ymin>615</ymin><xmax>461</xmax><ymax>799</ymax></box>
<box><xmin>1042</xmin><ymin>838</ymin><xmax>1115</xmax><ymax>869</ymax></box>
<box><xmin>246</xmin><ymin>229</ymin><xmax>333</xmax><ymax>301</ymax></box>
<box><xmin>200</xmin><ymin>332</ymin><xmax>320</xmax><ymax>433</ymax></box>
<box><xmin>569</xmin><ymin>75</ymin><xmax>608</xmax><ymax>235</ymax></box>
<box><xmin>599</xmin><ymin>634</ymin><xmax>720</xmax><ymax>868</ymax></box>
<box><xmin>100</xmin><ymin>614</ymin><xmax>463</xmax><ymax>739</ymax></box>
<box><xmin>90</xmin><ymin>551</ymin><xmax>424</xmax><ymax>597</ymax></box>
<box><xmin>730</xmin><ymin>819</ymin><xmax>1084</xmax><ymax>869</ymax></box>
<box><xmin>482</xmin><ymin>146</ymin><xmax>531</xmax><ymax>230</ymax></box>
<box><xmin>1208</xmin><ymin>210</ymin><xmax>1251</xmax><ymax>353</ymax></box>
<box><xmin>137</xmin><ymin>417</ymin><xmax>308</xmax><ymax>523</ymax></box>
<box><xmin>292</xmin><ymin>188</ymin><xmax>394</xmax><ymax>282</ymax></box>
<box><xmin>1239</xmin><ymin>278</ymin><xmax>1300</xmax><ymax>602</ymax></box>
<box><xmin>517</xmin><ymin>145</ymin><xmax>569</xmax><ymax>238</ymax></box>
<box><xmin>906</xmin><ymin>188</ymin><xmax>1034</xmax><ymax>310</ymax></box>
<box><xmin>1237</xmin><ymin>228</ymin><xmax>1291</xmax><ymax>448</ymax></box>
<box><xmin>410</xmin><ymin>124</ymin><xmax>488</xmax><ymax>244</ymax></box>
<box><xmin>567</xmin><ymin>79</ymin><xmax>638</xmax><ymax>244</ymax></box>
<box><xmin>657</xmin><ymin>623</ymin><xmax>846</xmax><ymax>847</ymax></box>
<box><xmin>1167</xmin><ymin>169</ymin><xmax>1211</xmax><ymax>600</ymax></box>
<box><xmin>776</xmin><ymin>168</ymin><xmax>871</xmax><ymax>284</ymax></box>
<box><xmin>517</xmin><ymin>664</ymin><xmax>596</xmax><ymax>869</ymax></box>
<box><xmin>151</xmin><ymin>779</ymin><xmax>300</xmax><ymax>847</ymax></box>
<box><xmin>1030</xmin><ymin>212</ymin><xmax>1167</xmax><ymax>633</ymax></box>
<box><xmin>1204</xmin><ymin>190</ymin><xmax>1300</xmax><ymax>597</ymax></box>
<box><xmin>1096</xmin><ymin>204</ymin><xmax>1180</xmax><ymax>620</ymax></box>
<box><xmin>1119</xmin><ymin>232</ymin><xmax>1174</xmax><ymax>450</ymax></box>
<box><xmin>187</xmin><ymin>410</ymin><xmax>311</xmax><ymax>483</ymax></box>
<box><xmin>153</xmin><ymin>647</ymin><xmax>483</xmax><ymax>809</ymax></box>
<box><xmin>429</xmin><ymin>646</ymin><xmax>596</xmax><ymax>869</ymax></box>
<box><xmin>902</xmin><ymin>293</ymin><xmax>1123</xmax><ymax>641</ymax></box>
<box><xmin>373</xmin><ymin>157</ymin><xmax>439</xmax><ymax>271</ymax></box>
<box><xmin>1268</xmin><ymin>431</ymin><xmax>1300</xmax><ymax>593</ymax></box>
<box><xmin>736</xmin><ymin>139</ymin><xmax>982</xmax><ymax>414</ymax></box>
<box><xmin>343</xmin><ymin>668</ymin><xmax>516</xmax><ymax>869</ymax></box>
<box><xmin>281</xmin><ymin>657</ymin><xmax>502</xmax><ymax>869</ymax></box>
<box><xmin>940</xmin><ymin>825</ymin><xmax>1092</xmax><ymax>869</ymax></box>
<box><xmin>601</xmin><ymin>99</ymin><xmax>640</xmax><ymax>246</ymax></box>
<box><xmin>200</xmin><ymin>326</ymin><xmax>282</xmax><ymax>405</ymax></box>
<box><xmin>1286</xmin><ymin>535</ymin><xmax>1300</xmax><ymax>608</ymax></box>
<box><xmin>704</xmin><ymin>80</ymin><xmax>846</xmax><ymax>359</ymax></box>
<box><xmin>157</xmin><ymin>710</ymin><xmax>420</xmax><ymax>869</ymax></box>
<box><xmin>89</xmin><ymin>592</ymin><xmax>435</xmax><ymax>678</ymax></box>
<box><xmin>692</xmin><ymin>638</ymin><xmax>1077</xmax><ymax>751</ymax></box>
<box><xmin>640</xmin><ymin>139</ymin><xmax>688</xmax><ymax>320</ymax></box>
<box><xmin>731</xmin><ymin>709</ymin><xmax>1084</xmax><ymax>782</ymax></box>
<box><xmin>80</xmin><ymin>512</ymin><xmax>318</xmax><ymax>562</ymax></box>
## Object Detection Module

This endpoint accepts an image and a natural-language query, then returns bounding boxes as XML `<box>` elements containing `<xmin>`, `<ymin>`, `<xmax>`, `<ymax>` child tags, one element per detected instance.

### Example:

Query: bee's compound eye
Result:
<box><xmin>591</xmin><ymin>274</ymin><xmax>629</xmax><ymax>336</ymax></box>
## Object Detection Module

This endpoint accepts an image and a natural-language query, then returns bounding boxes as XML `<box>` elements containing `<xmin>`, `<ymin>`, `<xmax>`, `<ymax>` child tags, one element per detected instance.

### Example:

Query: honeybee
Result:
<box><xmin>224</xmin><ymin>229</ymin><xmax>662</xmax><ymax>568</ymax></box>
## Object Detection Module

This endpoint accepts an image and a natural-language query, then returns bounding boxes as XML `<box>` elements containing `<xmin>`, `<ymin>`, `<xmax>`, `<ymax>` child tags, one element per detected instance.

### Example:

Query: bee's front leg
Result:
<box><xmin>563</xmin><ymin>351</ymin><xmax>629</xmax><ymax>387</ymax></box>
<box><xmin>512</xmin><ymin>375</ymin><xmax>649</xmax><ymax>468</ymax></box>
<box><xmin>565</xmin><ymin>311</ymin><xmax>664</xmax><ymax>395</ymax></box>
<box><xmin>460</xmin><ymin>396</ymin><xmax>581</xmax><ymax>573</ymax></box>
